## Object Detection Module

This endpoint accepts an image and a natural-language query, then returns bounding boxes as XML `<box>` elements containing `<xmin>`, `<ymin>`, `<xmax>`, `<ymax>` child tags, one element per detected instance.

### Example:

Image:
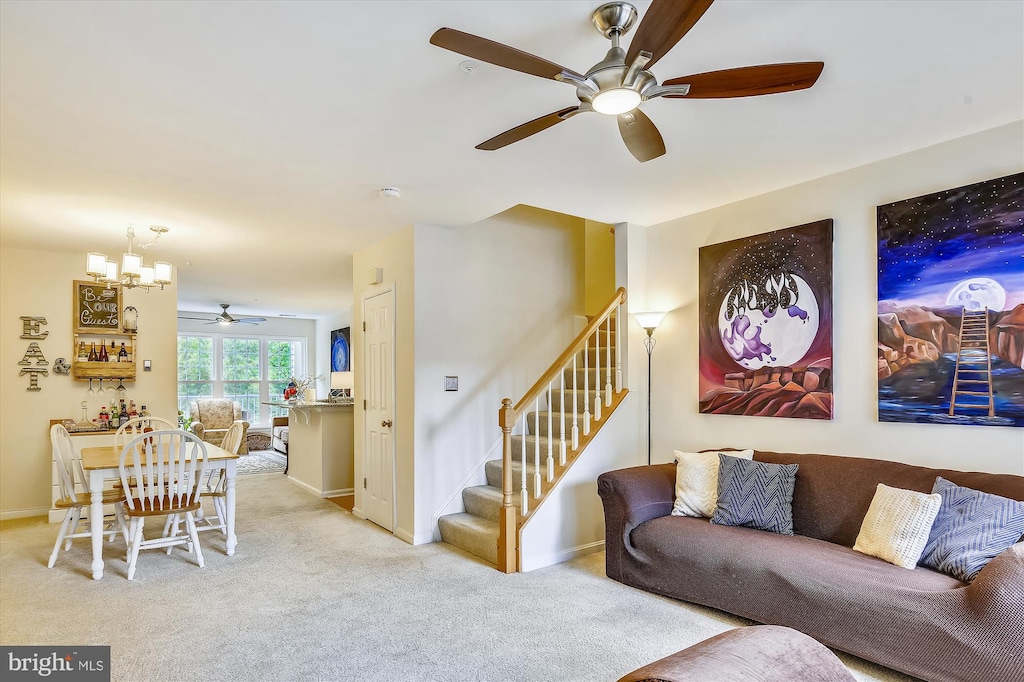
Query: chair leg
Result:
<box><xmin>127</xmin><ymin>518</ymin><xmax>144</xmax><ymax>581</ymax></box>
<box><xmin>184</xmin><ymin>512</ymin><xmax>205</xmax><ymax>569</ymax></box>
<box><xmin>113</xmin><ymin>503</ymin><xmax>129</xmax><ymax>545</ymax></box>
<box><xmin>66</xmin><ymin>507</ymin><xmax>82</xmax><ymax>551</ymax></box>
<box><xmin>164</xmin><ymin>514</ymin><xmax>183</xmax><ymax>555</ymax></box>
<box><xmin>48</xmin><ymin>509</ymin><xmax>74</xmax><ymax>568</ymax></box>
<box><xmin>214</xmin><ymin>497</ymin><xmax>227</xmax><ymax>535</ymax></box>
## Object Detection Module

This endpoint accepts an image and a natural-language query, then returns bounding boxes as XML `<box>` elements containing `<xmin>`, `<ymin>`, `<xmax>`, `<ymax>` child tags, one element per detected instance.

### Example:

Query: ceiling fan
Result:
<box><xmin>178</xmin><ymin>304</ymin><xmax>267</xmax><ymax>326</ymax></box>
<box><xmin>430</xmin><ymin>0</ymin><xmax>824</xmax><ymax>162</ymax></box>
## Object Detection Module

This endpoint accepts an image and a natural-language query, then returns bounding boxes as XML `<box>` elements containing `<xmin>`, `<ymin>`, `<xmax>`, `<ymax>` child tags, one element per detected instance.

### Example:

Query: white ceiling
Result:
<box><xmin>1</xmin><ymin>1</ymin><xmax>1021</xmax><ymax>319</ymax></box>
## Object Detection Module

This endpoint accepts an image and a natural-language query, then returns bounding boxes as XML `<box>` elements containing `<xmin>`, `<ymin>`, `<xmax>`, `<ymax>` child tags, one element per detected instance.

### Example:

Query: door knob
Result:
<box><xmin>381</xmin><ymin>420</ymin><xmax>392</xmax><ymax>428</ymax></box>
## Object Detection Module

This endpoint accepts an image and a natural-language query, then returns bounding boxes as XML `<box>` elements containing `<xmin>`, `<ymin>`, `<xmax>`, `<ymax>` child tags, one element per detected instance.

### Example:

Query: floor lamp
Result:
<box><xmin>633</xmin><ymin>312</ymin><xmax>667</xmax><ymax>465</ymax></box>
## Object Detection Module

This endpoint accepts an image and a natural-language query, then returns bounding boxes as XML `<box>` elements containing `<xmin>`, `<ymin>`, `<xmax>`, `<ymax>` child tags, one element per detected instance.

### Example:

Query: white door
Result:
<box><xmin>363</xmin><ymin>289</ymin><xmax>396</xmax><ymax>532</ymax></box>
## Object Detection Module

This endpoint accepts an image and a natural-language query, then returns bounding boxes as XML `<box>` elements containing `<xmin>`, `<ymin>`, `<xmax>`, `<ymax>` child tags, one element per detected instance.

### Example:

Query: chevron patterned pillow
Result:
<box><xmin>918</xmin><ymin>476</ymin><xmax>1024</xmax><ymax>582</ymax></box>
<box><xmin>711</xmin><ymin>455</ymin><xmax>799</xmax><ymax>535</ymax></box>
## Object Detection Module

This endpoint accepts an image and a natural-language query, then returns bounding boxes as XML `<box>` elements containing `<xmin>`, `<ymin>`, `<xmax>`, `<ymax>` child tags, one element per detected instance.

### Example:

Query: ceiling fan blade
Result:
<box><xmin>177</xmin><ymin>316</ymin><xmax>215</xmax><ymax>321</ymax></box>
<box><xmin>617</xmin><ymin>109</ymin><xmax>665</xmax><ymax>163</ymax></box>
<box><xmin>625</xmin><ymin>0</ymin><xmax>714</xmax><ymax>69</ymax></box>
<box><xmin>237</xmin><ymin>318</ymin><xmax>267</xmax><ymax>324</ymax></box>
<box><xmin>662</xmin><ymin>62</ymin><xmax>825</xmax><ymax>98</ymax></box>
<box><xmin>430</xmin><ymin>28</ymin><xmax>584</xmax><ymax>81</ymax></box>
<box><xmin>476</xmin><ymin>107</ymin><xmax>579</xmax><ymax>151</ymax></box>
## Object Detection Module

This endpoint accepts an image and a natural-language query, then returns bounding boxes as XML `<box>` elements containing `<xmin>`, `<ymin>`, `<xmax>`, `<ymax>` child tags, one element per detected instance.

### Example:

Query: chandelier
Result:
<box><xmin>85</xmin><ymin>225</ymin><xmax>173</xmax><ymax>291</ymax></box>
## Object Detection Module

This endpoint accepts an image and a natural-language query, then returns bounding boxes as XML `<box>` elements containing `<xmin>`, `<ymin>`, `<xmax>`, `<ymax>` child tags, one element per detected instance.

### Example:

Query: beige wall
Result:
<box><xmin>584</xmin><ymin>220</ymin><xmax>616</xmax><ymax>316</ymax></box>
<box><xmin>1</xmin><ymin>246</ymin><xmax>178</xmax><ymax>518</ymax></box>
<box><xmin>641</xmin><ymin>121</ymin><xmax>1024</xmax><ymax>475</ymax></box>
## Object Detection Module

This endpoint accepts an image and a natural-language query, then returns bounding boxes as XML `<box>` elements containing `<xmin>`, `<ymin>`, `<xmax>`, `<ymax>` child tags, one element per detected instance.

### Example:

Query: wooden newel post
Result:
<box><xmin>497</xmin><ymin>398</ymin><xmax>517</xmax><ymax>573</ymax></box>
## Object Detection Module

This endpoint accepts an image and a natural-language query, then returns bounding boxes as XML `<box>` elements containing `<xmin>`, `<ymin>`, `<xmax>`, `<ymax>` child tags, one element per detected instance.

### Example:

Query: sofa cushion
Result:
<box><xmin>671</xmin><ymin>449</ymin><xmax>754</xmax><ymax>518</ymax></box>
<box><xmin>919</xmin><ymin>476</ymin><xmax>1024</xmax><ymax>582</ymax></box>
<box><xmin>711</xmin><ymin>456</ymin><xmax>798</xmax><ymax>535</ymax></box>
<box><xmin>852</xmin><ymin>483</ymin><xmax>941</xmax><ymax>569</ymax></box>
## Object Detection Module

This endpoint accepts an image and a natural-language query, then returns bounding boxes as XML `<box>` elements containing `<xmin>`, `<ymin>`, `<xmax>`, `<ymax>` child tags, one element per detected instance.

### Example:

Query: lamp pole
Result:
<box><xmin>643</xmin><ymin>327</ymin><xmax>656</xmax><ymax>465</ymax></box>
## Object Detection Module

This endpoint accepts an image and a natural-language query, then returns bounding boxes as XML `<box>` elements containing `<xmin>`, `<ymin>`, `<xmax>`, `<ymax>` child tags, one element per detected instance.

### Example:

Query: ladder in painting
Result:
<box><xmin>948</xmin><ymin>308</ymin><xmax>995</xmax><ymax>417</ymax></box>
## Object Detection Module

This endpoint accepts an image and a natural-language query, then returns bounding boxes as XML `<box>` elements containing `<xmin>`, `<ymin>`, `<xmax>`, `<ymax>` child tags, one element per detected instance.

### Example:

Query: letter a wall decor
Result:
<box><xmin>877</xmin><ymin>172</ymin><xmax>1024</xmax><ymax>427</ymax></box>
<box><xmin>698</xmin><ymin>219</ymin><xmax>834</xmax><ymax>419</ymax></box>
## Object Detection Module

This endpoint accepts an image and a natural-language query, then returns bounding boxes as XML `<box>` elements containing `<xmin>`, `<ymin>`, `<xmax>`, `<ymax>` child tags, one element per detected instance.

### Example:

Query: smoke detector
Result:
<box><xmin>379</xmin><ymin>187</ymin><xmax>401</xmax><ymax>199</ymax></box>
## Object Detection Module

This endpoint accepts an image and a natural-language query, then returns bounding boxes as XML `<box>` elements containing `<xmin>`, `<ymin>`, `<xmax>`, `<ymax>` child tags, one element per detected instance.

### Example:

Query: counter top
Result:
<box><xmin>262</xmin><ymin>400</ymin><xmax>353</xmax><ymax>408</ymax></box>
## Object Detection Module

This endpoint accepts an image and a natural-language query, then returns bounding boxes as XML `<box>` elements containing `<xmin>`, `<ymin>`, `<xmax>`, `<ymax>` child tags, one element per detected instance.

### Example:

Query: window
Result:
<box><xmin>177</xmin><ymin>334</ymin><xmax>306</xmax><ymax>427</ymax></box>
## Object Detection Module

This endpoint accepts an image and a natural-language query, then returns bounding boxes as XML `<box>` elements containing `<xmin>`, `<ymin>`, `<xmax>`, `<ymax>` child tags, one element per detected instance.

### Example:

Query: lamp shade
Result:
<box><xmin>139</xmin><ymin>265</ymin><xmax>156</xmax><ymax>286</ymax></box>
<box><xmin>633</xmin><ymin>311</ymin><xmax>667</xmax><ymax>330</ymax></box>
<box><xmin>103</xmin><ymin>261</ymin><xmax>119</xmax><ymax>283</ymax></box>
<box><xmin>122</xmin><ymin>252</ymin><xmax>143</xmax><ymax>276</ymax></box>
<box><xmin>153</xmin><ymin>261</ymin><xmax>172</xmax><ymax>285</ymax></box>
<box><xmin>331</xmin><ymin>371</ymin><xmax>353</xmax><ymax>390</ymax></box>
<box><xmin>86</xmin><ymin>252</ymin><xmax>108</xmax><ymax>277</ymax></box>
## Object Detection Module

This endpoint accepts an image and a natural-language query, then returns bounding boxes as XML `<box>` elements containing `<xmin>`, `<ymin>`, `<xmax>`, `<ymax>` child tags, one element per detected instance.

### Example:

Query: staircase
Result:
<box><xmin>438</xmin><ymin>289</ymin><xmax>628</xmax><ymax>570</ymax></box>
<box><xmin>949</xmin><ymin>308</ymin><xmax>995</xmax><ymax>417</ymax></box>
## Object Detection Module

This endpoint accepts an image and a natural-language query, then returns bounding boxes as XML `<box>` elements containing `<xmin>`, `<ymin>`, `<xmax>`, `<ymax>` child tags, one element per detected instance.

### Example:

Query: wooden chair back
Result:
<box><xmin>119</xmin><ymin>430</ymin><xmax>207</xmax><ymax>513</ymax></box>
<box><xmin>115</xmin><ymin>416</ymin><xmax>177</xmax><ymax>448</ymax></box>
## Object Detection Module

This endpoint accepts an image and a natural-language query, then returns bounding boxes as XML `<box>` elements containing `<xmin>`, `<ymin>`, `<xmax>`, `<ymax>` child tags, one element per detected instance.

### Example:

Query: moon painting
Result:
<box><xmin>877</xmin><ymin>172</ymin><xmax>1024</xmax><ymax>427</ymax></box>
<box><xmin>699</xmin><ymin>219</ymin><xmax>834</xmax><ymax>420</ymax></box>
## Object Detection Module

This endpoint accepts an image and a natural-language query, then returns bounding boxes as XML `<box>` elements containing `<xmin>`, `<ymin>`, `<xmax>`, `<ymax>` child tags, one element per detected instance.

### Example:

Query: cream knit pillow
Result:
<box><xmin>672</xmin><ymin>449</ymin><xmax>754</xmax><ymax>518</ymax></box>
<box><xmin>853</xmin><ymin>483</ymin><xmax>942</xmax><ymax>569</ymax></box>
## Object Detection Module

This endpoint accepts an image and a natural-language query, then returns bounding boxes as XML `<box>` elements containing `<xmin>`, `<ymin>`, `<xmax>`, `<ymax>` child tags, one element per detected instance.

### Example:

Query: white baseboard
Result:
<box><xmin>520</xmin><ymin>540</ymin><xmax>605</xmax><ymax>572</ymax></box>
<box><xmin>321</xmin><ymin>487</ymin><xmax>354</xmax><ymax>499</ymax></box>
<box><xmin>394</xmin><ymin>526</ymin><xmax>434</xmax><ymax>546</ymax></box>
<box><xmin>285</xmin><ymin>475</ymin><xmax>323</xmax><ymax>497</ymax></box>
<box><xmin>1</xmin><ymin>507</ymin><xmax>50</xmax><ymax>522</ymax></box>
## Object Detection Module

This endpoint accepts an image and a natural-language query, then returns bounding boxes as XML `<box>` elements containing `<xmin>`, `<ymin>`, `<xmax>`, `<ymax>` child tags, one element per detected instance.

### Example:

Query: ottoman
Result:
<box><xmin>618</xmin><ymin>626</ymin><xmax>856</xmax><ymax>682</ymax></box>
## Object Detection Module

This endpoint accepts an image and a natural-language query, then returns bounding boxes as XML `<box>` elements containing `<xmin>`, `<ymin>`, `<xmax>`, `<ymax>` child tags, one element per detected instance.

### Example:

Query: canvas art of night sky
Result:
<box><xmin>877</xmin><ymin>172</ymin><xmax>1024</xmax><ymax>427</ymax></box>
<box><xmin>699</xmin><ymin>219</ymin><xmax>833</xmax><ymax>420</ymax></box>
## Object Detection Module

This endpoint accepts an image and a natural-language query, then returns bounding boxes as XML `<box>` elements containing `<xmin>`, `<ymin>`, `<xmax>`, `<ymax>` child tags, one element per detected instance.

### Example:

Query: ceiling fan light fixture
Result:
<box><xmin>592</xmin><ymin>87</ymin><xmax>641</xmax><ymax>115</ymax></box>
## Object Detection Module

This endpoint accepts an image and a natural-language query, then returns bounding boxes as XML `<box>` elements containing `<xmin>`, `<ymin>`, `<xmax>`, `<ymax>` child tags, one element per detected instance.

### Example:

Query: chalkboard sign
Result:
<box><xmin>73</xmin><ymin>280</ymin><xmax>122</xmax><ymax>333</ymax></box>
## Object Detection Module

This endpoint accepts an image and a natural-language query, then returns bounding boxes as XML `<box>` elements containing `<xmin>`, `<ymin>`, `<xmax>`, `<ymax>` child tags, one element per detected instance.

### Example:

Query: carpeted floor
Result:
<box><xmin>236</xmin><ymin>448</ymin><xmax>286</xmax><ymax>475</ymax></box>
<box><xmin>0</xmin><ymin>475</ymin><xmax>917</xmax><ymax>682</ymax></box>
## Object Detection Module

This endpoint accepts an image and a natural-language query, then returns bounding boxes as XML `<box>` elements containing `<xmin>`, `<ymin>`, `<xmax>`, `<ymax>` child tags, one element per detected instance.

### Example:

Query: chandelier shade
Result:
<box><xmin>86</xmin><ymin>225</ymin><xmax>173</xmax><ymax>291</ymax></box>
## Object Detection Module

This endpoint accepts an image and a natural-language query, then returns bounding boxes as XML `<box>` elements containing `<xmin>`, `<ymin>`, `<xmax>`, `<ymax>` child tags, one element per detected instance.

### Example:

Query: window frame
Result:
<box><xmin>177</xmin><ymin>332</ymin><xmax>307</xmax><ymax>428</ymax></box>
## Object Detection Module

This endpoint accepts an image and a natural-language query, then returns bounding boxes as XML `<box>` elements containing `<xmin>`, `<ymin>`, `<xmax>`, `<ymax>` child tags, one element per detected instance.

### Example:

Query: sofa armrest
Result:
<box><xmin>964</xmin><ymin>541</ymin><xmax>1024</xmax><ymax>615</ymax></box>
<box><xmin>597</xmin><ymin>463</ymin><xmax>676</xmax><ymax>581</ymax></box>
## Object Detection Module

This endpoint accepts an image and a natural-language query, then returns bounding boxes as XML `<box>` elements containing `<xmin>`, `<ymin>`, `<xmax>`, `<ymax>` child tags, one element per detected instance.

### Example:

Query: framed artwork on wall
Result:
<box><xmin>877</xmin><ymin>172</ymin><xmax>1023</xmax><ymax>427</ymax></box>
<box><xmin>331</xmin><ymin>327</ymin><xmax>350</xmax><ymax>373</ymax></box>
<box><xmin>698</xmin><ymin>219</ymin><xmax>834</xmax><ymax>420</ymax></box>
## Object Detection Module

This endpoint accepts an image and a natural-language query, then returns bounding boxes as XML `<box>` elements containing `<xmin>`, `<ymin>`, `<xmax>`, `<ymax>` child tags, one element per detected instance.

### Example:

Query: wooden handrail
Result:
<box><xmin>511</xmin><ymin>287</ymin><xmax>626</xmax><ymax>416</ymax></box>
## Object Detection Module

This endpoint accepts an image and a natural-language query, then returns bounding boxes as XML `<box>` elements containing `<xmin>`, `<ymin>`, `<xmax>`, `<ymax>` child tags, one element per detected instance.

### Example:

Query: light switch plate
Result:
<box><xmin>444</xmin><ymin>376</ymin><xmax>458</xmax><ymax>391</ymax></box>
<box><xmin>143</xmin><ymin>360</ymin><xmax>152</xmax><ymax>371</ymax></box>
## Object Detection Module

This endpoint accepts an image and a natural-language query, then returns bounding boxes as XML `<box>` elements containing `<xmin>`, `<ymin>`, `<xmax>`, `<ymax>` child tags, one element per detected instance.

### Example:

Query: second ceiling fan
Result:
<box><xmin>430</xmin><ymin>0</ymin><xmax>824</xmax><ymax>162</ymax></box>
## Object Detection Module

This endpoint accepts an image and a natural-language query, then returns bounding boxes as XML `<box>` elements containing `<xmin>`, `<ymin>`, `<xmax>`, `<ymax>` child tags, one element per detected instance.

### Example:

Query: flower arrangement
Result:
<box><xmin>285</xmin><ymin>373</ymin><xmax>325</xmax><ymax>403</ymax></box>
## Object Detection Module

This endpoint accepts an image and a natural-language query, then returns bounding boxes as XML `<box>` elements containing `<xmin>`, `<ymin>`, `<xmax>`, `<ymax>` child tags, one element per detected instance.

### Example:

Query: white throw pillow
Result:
<box><xmin>853</xmin><ymin>483</ymin><xmax>942</xmax><ymax>569</ymax></box>
<box><xmin>672</xmin><ymin>449</ymin><xmax>754</xmax><ymax>518</ymax></box>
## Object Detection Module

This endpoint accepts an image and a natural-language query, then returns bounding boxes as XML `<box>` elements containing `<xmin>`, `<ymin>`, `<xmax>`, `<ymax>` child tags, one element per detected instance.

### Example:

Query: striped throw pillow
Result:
<box><xmin>918</xmin><ymin>477</ymin><xmax>1024</xmax><ymax>582</ymax></box>
<box><xmin>711</xmin><ymin>455</ymin><xmax>798</xmax><ymax>535</ymax></box>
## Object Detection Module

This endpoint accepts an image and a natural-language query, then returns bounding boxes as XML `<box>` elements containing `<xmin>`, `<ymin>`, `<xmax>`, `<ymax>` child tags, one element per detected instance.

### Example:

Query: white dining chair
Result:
<box><xmin>48</xmin><ymin>424</ymin><xmax>129</xmax><ymax>569</ymax></box>
<box><xmin>119</xmin><ymin>430</ymin><xmax>207</xmax><ymax>580</ymax></box>
<box><xmin>168</xmin><ymin>420</ymin><xmax>244</xmax><ymax>541</ymax></box>
<box><xmin>115</xmin><ymin>416</ymin><xmax>177</xmax><ymax>448</ymax></box>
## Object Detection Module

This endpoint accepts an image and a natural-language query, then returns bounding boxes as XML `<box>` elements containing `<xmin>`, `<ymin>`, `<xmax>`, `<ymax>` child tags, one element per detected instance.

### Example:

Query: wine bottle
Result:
<box><xmin>110</xmin><ymin>341</ymin><xmax>117</xmax><ymax>361</ymax></box>
<box><xmin>119</xmin><ymin>342</ymin><xmax>129</xmax><ymax>363</ymax></box>
<box><xmin>88</xmin><ymin>342</ymin><xmax>98</xmax><ymax>362</ymax></box>
<box><xmin>98</xmin><ymin>342</ymin><xmax>108</xmax><ymax>362</ymax></box>
<box><xmin>77</xmin><ymin>342</ymin><xmax>88</xmax><ymax>362</ymax></box>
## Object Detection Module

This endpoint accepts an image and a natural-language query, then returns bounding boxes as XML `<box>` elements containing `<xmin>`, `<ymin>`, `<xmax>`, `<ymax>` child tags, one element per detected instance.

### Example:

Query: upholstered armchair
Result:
<box><xmin>188</xmin><ymin>399</ymin><xmax>249</xmax><ymax>454</ymax></box>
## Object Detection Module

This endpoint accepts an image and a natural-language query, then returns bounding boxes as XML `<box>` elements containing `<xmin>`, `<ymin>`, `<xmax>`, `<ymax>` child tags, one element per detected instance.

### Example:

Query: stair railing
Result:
<box><xmin>497</xmin><ymin>287</ymin><xmax>627</xmax><ymax>572</ymax></box>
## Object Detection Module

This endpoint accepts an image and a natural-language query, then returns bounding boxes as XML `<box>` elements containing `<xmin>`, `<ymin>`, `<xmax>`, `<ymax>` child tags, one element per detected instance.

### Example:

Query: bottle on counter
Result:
<box><xmin>98</xmin><ymin>342</ymin><xmax>108</xmax><ymax>362</ymax></box>
<box><xmin>140</xmin><ymin>405</ymin><xmax>149</xmax><ymax>417</ymax></box>
<box><xmin>87</xmin><ymin>342</ymin><xmax>98</xmax><ymax>362</ymax></box>
<box><xmin>118</xmin><ymin>342</ymin><xmax>129</xmax><ymax>363</ymax></box>
<box><xmin>111</xmin><ymin>402</ymin><xmax>120</xmax><ymax>425</ymax></box>
<box><xmin>129</xmin><ymin>401</ymin><xmax>138</xmax><ymax>418</ymax></box>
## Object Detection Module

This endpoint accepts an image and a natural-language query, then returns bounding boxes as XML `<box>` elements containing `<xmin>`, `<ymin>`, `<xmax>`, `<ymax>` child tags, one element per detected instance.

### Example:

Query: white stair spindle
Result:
<box><xmin>593</xmin><ymin>329</ymin><xmax>602</xmax><ymax>422</ymax></box>
<box><xmin>533</xmin><ymin>397</ymin><xmax>541</xmax><ymax>498</ymax></box>
<box><xmin>605</xmin><ymin>316</ymin><xmax>613</xmax><ymax>407</ymax></box>
<box><xmin>559</xmin><ymin>366</ymin><xmax>567</xmax><ymax>466</ymax></box>
<box><xmin>615</xmin><ymin>301</ymin><xmax>622</xmax><ymax>393</ymax></box>
<box><xmin>583</xmin><ymin>336</ymin><xmax>591</xmax><ymax>435</ymax></box>
<box><xmin>571</xmin><ymin>355</ymin><xmax>579</xmax><ymax>450</ymax></box>
<box><xmin>520</xmin><ymin>413</ymin><xmax>528</xmax><ymax>516</ymax></box>
<box><xmin>546</xmin><ymin>380</ymin><xmax>554</xmax><ymax>482</ymax></box>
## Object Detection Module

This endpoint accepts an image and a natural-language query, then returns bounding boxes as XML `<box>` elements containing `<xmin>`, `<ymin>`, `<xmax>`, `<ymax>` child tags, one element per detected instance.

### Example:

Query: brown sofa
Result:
<box><xmin>597</xmin><ymin>450</ymin><xmax>1024</xmax><ymax>682</ymax></box>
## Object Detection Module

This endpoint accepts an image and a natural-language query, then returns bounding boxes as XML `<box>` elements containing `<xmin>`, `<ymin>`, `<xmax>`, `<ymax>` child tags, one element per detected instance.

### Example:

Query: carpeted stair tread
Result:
<box><xmin>486</xmin><ymin>458</ymin><xmax>550</xmax><ymax>489</ymax></box>
<box><xmin>437</xmin><ymin>513</ymin><xmax>497</xmax><ymax>565</ymax></box>
<box><xmin>526</xmin><ymin>411</ymin><xmax>589</xmax><ymax>437</ymax></box>
<box><xmin>547</xmin><ymin>388</ymin><xmax>602</xmax><ymax>412</ymax></box>
<box><xmin>463</xmin><ymin>485</ymin><xmax>502</xmax><ymax>521</ymax></box>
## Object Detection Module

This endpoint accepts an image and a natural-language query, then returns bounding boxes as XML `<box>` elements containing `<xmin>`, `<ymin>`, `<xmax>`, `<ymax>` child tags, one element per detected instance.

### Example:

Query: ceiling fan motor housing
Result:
<box><xmin>591</xmin><ymin>2</ymin><xmax>638</xmax><ymax>38</ymax></box>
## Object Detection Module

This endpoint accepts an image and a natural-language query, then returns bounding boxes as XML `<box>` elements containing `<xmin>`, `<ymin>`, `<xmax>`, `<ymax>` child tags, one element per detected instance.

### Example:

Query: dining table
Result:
<box><xmin>79</xmin><ymin>440</ymin><xmax>240</xmax><ymax>580</ymax></box>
